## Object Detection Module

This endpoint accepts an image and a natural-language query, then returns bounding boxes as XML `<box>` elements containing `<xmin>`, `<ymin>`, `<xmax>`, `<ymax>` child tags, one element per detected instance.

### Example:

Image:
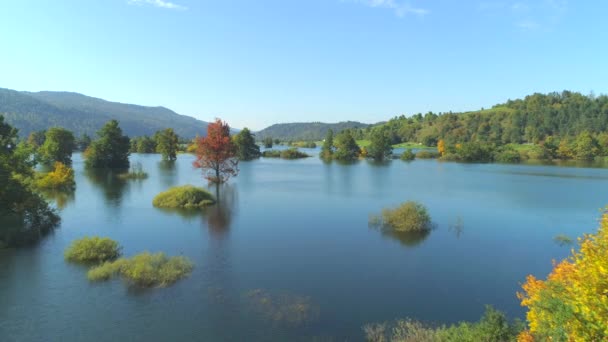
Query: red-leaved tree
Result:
<box><xmin>193</xmin><ymin>119</ymin><xmax>239</xmax><ymax>183</ymax></box>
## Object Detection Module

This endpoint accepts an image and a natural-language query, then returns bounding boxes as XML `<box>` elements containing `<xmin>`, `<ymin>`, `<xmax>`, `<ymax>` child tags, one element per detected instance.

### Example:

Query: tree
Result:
<box><xmin>573</xmin><ymin>131</ymin><xmax>599</xmax><ymax>161</ymax></box>
<box><xmin>130</xmin><ymin>136</ymin><xmax>156</xmax><ymax>153</ymax></box>
<box><xmin>156</xmin><ymin>128</ymin><xmax>179</xmax><ymax>161</ymax></box>
<box><xmin>367</xmin><ymin>128</ymin><xmax>392</xmax><ymax>161</ymax></box>
<box><xmin>518</xmin><ymin>209</ymin><xmax>608</xmax><ymax>341</ymax></box>
<box><xmin>233</xmin><ymin>128</ymin><xmax>261</xmax><ymax>161</ymax></box>
<box><xmin>85</xmin><ymin>120</ymin><xmax>131</xmax><ymax>169</ymax></box>
<box><xmin>38</xmin><ymin>127</ymin><xmax>75</xmax><ymax>166</ymax></box>
<box><xmin>557</xmin><ymin>139</ymin><xmax>574</xmax><ymax>159</ymax></box>
<box><xmin>437</xmin><ymin>139</ymin><xmax>446</xmax><ymax>156</ymax></box>
<box><xmin>77</xmin><ymin>133</ymin><xmax>92</xmax><ymax>152</ymax></box>
<box><xmin>320</xmin><ymin>129</ymin><xmax>334</xmax><ymax>160</ymax></box>
<box><xmin>27</xmin><ymin>130</ymin><xmax>46</xmax><ymax>148</ymax></box>
<box><xmin>334</xmin><ymin>130</ymin><xmax>360</xmax><ymax>162</ymax></box>
<box><xmin>193</xmin><ymin>119</ymin><xmax>238</xmax><ymax>183</ymax></box>
<box><xmin>0</xmin><ymin>116</ymin><xmax>60</xmax><ymax>247</ymax></box>
<box><xmin>263</xmin><ymin>137</ymin><xmax>273</xmax><ymax>148</ymax></box>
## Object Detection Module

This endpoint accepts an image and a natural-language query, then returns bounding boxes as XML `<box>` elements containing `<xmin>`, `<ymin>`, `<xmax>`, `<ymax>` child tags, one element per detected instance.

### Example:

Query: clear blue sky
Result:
<box><xmin>0</xmin><ymin>0</ymin><xmax>606</xmax><ymax>130</ymax></box>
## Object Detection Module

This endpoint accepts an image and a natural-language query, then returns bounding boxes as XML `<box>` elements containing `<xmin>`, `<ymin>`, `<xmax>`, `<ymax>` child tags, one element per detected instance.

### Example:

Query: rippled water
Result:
<box><xmin>1</xmin><ymin>152</ymin><xmax>607</xmax><ymax>341</ymax></box>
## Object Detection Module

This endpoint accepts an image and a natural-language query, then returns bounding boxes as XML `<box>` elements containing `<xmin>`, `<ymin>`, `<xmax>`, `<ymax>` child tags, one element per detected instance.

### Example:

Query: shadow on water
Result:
<box><xmin>84</xmin><ymin>168</ymin><xmax>129</xmax><ymax>206</ymax></box>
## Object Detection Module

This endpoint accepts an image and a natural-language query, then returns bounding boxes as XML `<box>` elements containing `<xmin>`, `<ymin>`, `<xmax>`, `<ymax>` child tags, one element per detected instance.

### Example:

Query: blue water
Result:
<box><xmin>1</xmin><ymin>153</ymin><xmax>606</xmax><ymax>341</ymax></box>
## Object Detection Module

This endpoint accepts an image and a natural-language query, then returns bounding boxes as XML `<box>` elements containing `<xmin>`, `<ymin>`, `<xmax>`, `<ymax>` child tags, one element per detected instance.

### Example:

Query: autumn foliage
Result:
<box><xmin>517</xmin><ymin>209</ymin><xmax>608</xmax><ymax>341</ymax></box>
<box><xmin>193</xmin><ymin>119</ymin><xmax>239</xmax><ymax>183</ymax></box>
<box><xmin>437</xmin><ymin>139</ymin><xmax>446</xmax><ymax>156</ymax></box>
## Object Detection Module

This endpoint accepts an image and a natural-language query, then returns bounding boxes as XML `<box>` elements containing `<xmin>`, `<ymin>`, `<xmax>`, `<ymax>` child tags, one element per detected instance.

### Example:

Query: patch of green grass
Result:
<box><xmin>65</xmin><ymin>236</ymin><xmax>122</xmax><ymax>264</ymax></box>
<box><xmin>87</xmin><ymin>252</ymin><xmax>194</xmax><ymax>287</ymax></box>
<box><xmin>153</xmin><ymin>185</ymin><xmax>215</xmax><ymax>208</ymax></box>
<box><xmin>356</xmin><ymin>139</ymin><xmax>371</xmax><ymax>147</ymax></box>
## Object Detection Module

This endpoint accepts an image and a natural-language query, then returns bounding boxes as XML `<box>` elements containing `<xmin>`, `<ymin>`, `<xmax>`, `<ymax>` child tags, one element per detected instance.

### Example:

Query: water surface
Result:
<box><xmin>1</xmin><ymin>153</ymin><xmax>606</xmax><ymax>341</ymax></box>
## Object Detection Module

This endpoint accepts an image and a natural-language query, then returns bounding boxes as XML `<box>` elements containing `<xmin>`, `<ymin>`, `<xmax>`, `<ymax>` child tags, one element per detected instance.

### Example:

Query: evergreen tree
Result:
<box><xmin>85</xmin><ymin>120</ymin><xmax>130</xmax><ymax>169</ymax></box>
<box><xmin>334</xmin><ymin>130</ymin><xmax>360</xmax><ymax>162</ymax></box>
<box><xmin>320</xmin><ymin>129</ymin><xmax>334</xmax><ymax>160</ymax></box>
<box><xmin>156</xmin><ymin>128</ymin><xmax>179</xmax><ymax>161</ymax></box>
<box><xmin>38</xmin><ymin>127</ymin><xmax>76</xmax><ymax>166</ymax></box>
<box><xmin>367</xmin><ymin>128</ymin><xmax>392</xmax><ymax>161</ymax></box>
<box><xmin>233</xmin><ymin>128</ymin><xmax>261</xmax><ymax>161</ymax></box>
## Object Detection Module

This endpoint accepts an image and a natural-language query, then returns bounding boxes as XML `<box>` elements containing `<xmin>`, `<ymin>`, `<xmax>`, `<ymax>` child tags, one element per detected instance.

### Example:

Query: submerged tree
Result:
<box><xmin>0</xmin><ymin>116</ymin><xmax>60</xmax><ymax>247</ymax></box>
<box><xmin>367</xmin><ymin>128</ymin><xmax>392</xmax><ymax>162</ymax></box>
<box><xmin>193</xmin><ymin>119</ymin><xmax>239</xmax><ymax>183</ymax></box>
<box><xmin>333</xmin><ymin>130</ymin><xmax>360</xmax><ymax>162</ymax></box>
<box><xmin>233</xmin><ymin>128</ymin><xmax>261</xmax><ymax>161</ymax></box>
<box><xmin>320</xmin><ymin>129</ymin><xmax>334</xmax><ymax>160</ymax></box>
<box><xmin>39</xmin><ymin>127</ymin><xmax>76</xmax><ymax>166</ymax></box>
<box><xmin>85</xmin><ymin>120</ymin><xmax>130</xmax><ymax>169</ymax></box>
<box><xmin>263</xmin><ymin>136</ymin><xmax>273</xmax><ymax>149</ymax></box>
<box><xmin>156</xmin><ymin>128</ymin><xmax>179</xmax><ymax>161</ymax></box>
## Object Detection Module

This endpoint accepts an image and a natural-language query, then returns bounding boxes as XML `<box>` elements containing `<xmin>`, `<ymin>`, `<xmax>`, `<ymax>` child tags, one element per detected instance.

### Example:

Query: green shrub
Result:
<box><xmin>65</xmin><ymin>236</ymin><xmax>121</xmax><ymax>264</ymax></box>
<box><xmin>152</xmin><ymin>185</ymin><xmax>215</xmax><ymax>208</ymax></box>
<box><xmin>494</xmin><ymin>147</ymin><xmax>521</xmax><ymax>163</ymax></box>
<box><xmin>438</xmin><ymin>152</ymin><xmax>462</xmax><ymax>162</ymax></box>
<box><xmin>86</xmin><ymin>259</ymin><xmax>127</xmax><ymax>281</ymax></box>
<box><xmin>364</xmin><ymin>305</ymin><xmax>523</xmax><ymax>342</ymax></box>
<box><xmin>261</xmin><ymin>149</ymin><xmax>282</xmax><ymax>158</ymax></box>
<box><xmin>416</xmin><ymin>150</ymin><xmax>440</xmax><ymax>159</ymax></box>
<box><xmin>376</xmin><ymin>201</ymin><xmax>432</xmax><ymax>232</ymax></box>
<box><xmin>400</xmin><ymin>149</ymin><xmax>415</xmax><ymax>161</ymax></box>
<box><xmin>280</xmin><ymin>148</ymin><xmax>309</xmax><ymax>159</ymax></box>
<box><xmin>34</xmin><ymin>162</ymin><xmax>75</xmax><ymax>191</ymax></box>
<box><xmin>87</xmin><ymin>252</ymin><xmax>194</xmax><ymax>287</ymax></box>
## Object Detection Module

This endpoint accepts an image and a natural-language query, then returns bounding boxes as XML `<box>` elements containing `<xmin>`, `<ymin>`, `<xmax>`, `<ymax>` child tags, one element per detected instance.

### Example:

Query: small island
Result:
<box><xmin>152</xmin><ymin>185</ymin><xmax>216</xmax><ymax>208</ymax></box>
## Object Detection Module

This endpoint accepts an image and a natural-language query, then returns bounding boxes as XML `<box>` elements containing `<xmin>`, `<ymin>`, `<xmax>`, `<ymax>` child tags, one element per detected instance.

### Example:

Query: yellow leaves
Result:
<box><xmin>437</xmin><ymin>139</ymin><xmax>446</xmax><ymax>156</ymax></box>
<box><xmin>35</xmin><ymin>162</ymin><xmax>75</xmax><ymax>191</ymax></box>
<box><xmin>518</xmin><ymin>209</ymin><xmax>608</xmax><ymax>340</ymax></box>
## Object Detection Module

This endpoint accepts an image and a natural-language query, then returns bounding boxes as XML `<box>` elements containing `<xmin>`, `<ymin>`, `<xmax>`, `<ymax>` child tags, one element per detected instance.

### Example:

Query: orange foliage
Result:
<box><xmin>193</xmin><ymin>119</ymin><xmax>238</xmax><ymax>183</ymax></box>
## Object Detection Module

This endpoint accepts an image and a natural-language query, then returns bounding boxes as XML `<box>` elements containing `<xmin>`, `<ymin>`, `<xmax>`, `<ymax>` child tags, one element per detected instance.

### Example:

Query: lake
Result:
<box><xmin>1</xmin><ymin>152</ymin><xmax>607</xmax><ymax>341</ymax></box>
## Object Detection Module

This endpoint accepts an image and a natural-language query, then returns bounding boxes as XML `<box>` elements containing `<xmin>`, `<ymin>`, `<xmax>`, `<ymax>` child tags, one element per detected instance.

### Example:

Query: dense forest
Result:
<box><xmin>0</xmin><ymin>88</ymin><xmax>209</xmax><ymax>138</ymax></box>
<box><xmin>256</xmin><ymin>121</ymin><xmax>371</xmax><ymax>141</ymax></box>
<box><xmin>376</xmin><ymin>91</ymin><xmax>608</xmax><ymax>146</ymax></box>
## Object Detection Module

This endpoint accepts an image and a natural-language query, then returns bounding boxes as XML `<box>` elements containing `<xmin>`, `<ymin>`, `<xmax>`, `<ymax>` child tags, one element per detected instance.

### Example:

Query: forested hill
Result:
<box><xmin>378</xmin><ymin>91</ymin><xmax>608</xmax><ymax>146</ymax></box>
<box><xmin>0</xmin><ymin>88</ymin><xmax>209</xmax><ymax>138</ymax></box>
<box><xmin>256</xmin><ymin>121</ymin><xmax>371</xmax><ymax>141</ymax></box>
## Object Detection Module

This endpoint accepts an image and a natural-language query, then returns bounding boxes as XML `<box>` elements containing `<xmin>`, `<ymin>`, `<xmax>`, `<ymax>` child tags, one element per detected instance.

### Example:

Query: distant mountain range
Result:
<box><xmin>0</xmin><ymin>88</ymin><xmax>209</xmax><ymax>138</ymax></box>
<box><xmin>256</xmin><ymin>121</ymin><xmax>372</xmax><ymax>141</ymax></box>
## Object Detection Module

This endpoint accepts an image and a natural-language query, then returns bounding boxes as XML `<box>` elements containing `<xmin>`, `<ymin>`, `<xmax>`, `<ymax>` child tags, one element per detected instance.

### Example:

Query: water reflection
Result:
<box><xmin>84</xmin><ymin>169</ymin><xmax>129</xmax><ymax>207</ymax></box>
<box><xmin>158</xmin><ymin>160</ymin><xmax>178</xmax><ymax>188</ymax></box>
<box><xmin>40</xmin><ymin>189</ymin><xmax>75</xmax><ymax>210</ymax></box>
<box><xmin>377</xmin><ymin>229</ymin><xmax>431</xmax><ymax>248</ymax></box>
<box><xmin>203</xmin><ymin>184</ymin><xmax>238</xmax><ymax>237</ymax></box>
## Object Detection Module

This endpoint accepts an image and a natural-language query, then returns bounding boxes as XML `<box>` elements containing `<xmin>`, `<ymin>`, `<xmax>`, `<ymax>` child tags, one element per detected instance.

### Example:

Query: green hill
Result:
<box><xmin>375</xmin><ymin>91</ymin><xmax>608</xmax><ymax>146</ymax></box>
<box><xmin>0</xmin><ymin>88</ymin><xmax>209</xmax><ymax>138</ymax></box>
<box><xmin>256</xmin><ymin>121</ymin><xmax>371</xmax><ymax>141</ymax></box>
